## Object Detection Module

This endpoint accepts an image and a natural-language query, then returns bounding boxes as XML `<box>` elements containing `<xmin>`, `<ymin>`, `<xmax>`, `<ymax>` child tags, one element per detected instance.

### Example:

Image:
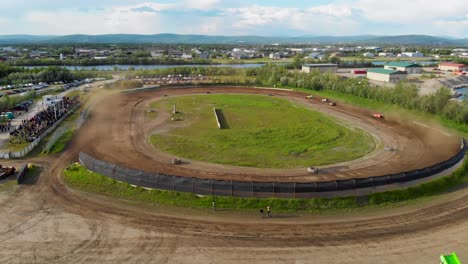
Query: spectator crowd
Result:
<box><xmin>10</xmin><ymin>97</ymin><xmax>79</xmax><ymax>144</ymax></box>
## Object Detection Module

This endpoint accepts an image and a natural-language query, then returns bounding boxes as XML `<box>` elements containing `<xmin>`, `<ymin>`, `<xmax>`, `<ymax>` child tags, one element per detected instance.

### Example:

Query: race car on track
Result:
<box><xmin>372</xmin><ymin>113</ymin><xmax>384</xmax><ymax>119</ymax></box>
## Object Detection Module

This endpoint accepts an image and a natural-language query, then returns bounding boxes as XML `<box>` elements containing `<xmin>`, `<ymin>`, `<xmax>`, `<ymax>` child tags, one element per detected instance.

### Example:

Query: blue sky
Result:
<box><xmin>0</xmin><ymin>0</ymin><xmax>467</xmax><ymax>37</ymax></box>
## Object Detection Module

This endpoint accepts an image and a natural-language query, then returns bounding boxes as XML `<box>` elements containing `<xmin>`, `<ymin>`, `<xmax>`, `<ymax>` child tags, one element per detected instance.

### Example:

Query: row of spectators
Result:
<box><xmin>9</xmin><ymin>97</ymin><xmax>79</xmax><ymax>144</ymax></box>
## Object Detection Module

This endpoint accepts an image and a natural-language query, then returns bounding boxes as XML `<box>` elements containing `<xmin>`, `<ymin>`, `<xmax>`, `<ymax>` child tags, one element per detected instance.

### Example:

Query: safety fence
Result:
<box><xmin>0</xmin><ymin>103</ymin><xmax>81</xmax><ymax>159</ymax></box>
<box><xmin>79</xmin><ymin>139</ymin><xmax>466</xmax><ymax>198</ymax></box>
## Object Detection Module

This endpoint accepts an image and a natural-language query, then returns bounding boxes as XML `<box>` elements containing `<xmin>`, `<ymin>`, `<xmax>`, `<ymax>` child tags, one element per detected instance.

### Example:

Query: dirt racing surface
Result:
<box><xmin>79</xmin><ymin>86</ymin><xmax>460</xmax><ymax>182</ymax></box>
<box><xmin>0</xmin><ymin>153</ymin><xmax>468</xmax><ymax>263</ymax></box>
<box><xmin>0</xmin><ymin>86</ymin><xmax>467</xmax><ymax>263</ymax></box>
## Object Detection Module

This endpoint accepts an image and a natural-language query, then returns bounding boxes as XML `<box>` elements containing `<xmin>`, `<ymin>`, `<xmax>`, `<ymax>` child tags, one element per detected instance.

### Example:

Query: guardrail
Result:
<box><xmin>79</xmin><ymin>139</ymin><xmax>466</xmax><ymax>198</ymax></box>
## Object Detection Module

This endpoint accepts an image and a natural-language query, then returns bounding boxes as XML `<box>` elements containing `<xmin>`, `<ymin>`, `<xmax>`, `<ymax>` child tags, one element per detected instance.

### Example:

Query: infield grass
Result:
<box><xmin>149</xmin><ymin>94</ymin><xmax>375</xmax><ymax>168</ymax></box>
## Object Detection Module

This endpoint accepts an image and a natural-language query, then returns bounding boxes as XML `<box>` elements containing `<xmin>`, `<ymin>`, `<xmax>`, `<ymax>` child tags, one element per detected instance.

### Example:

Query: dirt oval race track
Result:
<box><xmin>1</xmin><ymin>86</ymin><xmax>468</xmax><ymax>263</ymax></box>
<box><xmin>80</xmin><ymin>86</ymin><xmax>460</xmax><ymax>183</ymax></box>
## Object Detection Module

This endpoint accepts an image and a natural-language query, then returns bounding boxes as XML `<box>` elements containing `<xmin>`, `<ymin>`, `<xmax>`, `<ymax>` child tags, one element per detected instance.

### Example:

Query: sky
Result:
<box><xmin>0</xmin><ymin>0</ymin><xmax>467</xmax><ymax>37</ymax></box>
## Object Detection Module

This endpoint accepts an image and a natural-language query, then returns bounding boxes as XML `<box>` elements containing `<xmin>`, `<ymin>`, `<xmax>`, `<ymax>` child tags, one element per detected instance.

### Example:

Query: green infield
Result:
<box><xmin>149</xmin><ymin>94</ymin><xmax>375</xmax><ymax>168</ymax></box>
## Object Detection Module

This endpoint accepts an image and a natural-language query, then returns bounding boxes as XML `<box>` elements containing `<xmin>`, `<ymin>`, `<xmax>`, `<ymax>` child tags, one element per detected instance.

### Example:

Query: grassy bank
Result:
<box><xmin>46</xmin><ymin>129</ymin><xmax>75</xmax><ymax>154</ymax></box>
<box><xmin>0</xmin><ymin>178</ymin><xmax>17</xmax><ymax>192</ymax></box>
<box><xmin>64</xmin><ymin>157</ymin><xmax>467</xmax><ymax>212</ymax></box>
<box><xmin>149</xmin><ymin>94</ymin><xmax>375</xmax><ymax>168</ymax></box>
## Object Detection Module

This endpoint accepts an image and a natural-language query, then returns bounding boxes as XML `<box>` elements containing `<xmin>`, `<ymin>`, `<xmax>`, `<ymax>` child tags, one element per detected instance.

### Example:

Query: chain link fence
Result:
<box><xmin>79</xmin><ymin>139</ymin><xmax>466</xmax><ymax>198</ymax></box>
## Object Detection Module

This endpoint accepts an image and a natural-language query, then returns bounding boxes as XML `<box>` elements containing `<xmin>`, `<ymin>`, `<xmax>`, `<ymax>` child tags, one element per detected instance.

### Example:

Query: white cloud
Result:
<box><xmin>184</xmin><ymin>0</ymin><xmax>221</xmax><ymax>10</ymax></box>
<box><xmin>356</xmin><ymin>0</ymin><xmax>468</xmax><ymax>23</ymax></box>
<box><xmin>223</xmin><ymin>5</ymin><xmax>357</xmax><ymax>35</ymax></box>
<box><xmin>307</xmin><ymin>4</ymin><xmax>352</xmax><ymax>17</ymax></box>
<box><xmin>224</xmin><ymin>6</ymin><xmax>294</xmax><ymax>27</ymax></box>
<box><xmin>24</xmin><ymin>7</ymin><xmax>163</xmax><ymax>35</ymax></box>
<box><xmin>4</xmin><ymin>0</ymin><xmax>467</xmax><ymax>36</ymax></box>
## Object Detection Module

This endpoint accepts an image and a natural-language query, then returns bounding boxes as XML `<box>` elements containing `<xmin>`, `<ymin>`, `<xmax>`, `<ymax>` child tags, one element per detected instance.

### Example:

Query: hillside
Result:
<box><xmin>0</xmin><ymin>34</ymin><xmax>466</xmax><ymax>45</ymax></box>
<box><xmin>361</xmin><ymin>35</ymin><xmax>460</xmax><ymax>45</ymax></box>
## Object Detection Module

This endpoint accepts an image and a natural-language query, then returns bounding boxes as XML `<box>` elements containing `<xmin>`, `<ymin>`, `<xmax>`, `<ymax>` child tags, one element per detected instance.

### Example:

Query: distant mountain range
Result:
<box><xmin>0</xmin><ymin>34</ymin><xmax>466</xmax><ymax>45</ymax></box>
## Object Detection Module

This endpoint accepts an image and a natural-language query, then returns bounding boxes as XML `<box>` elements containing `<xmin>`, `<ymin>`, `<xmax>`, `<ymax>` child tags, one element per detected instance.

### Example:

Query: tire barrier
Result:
<box><xmin>79</xmin><ymin>139</ymin><xmax>466</xmax><ymax>198</ymax></box>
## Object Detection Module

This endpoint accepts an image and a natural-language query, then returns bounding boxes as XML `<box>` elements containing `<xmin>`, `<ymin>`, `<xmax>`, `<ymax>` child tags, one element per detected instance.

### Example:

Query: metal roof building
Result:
<box><xmin>302</xmin><ymin>63</ymin><xmax>338</xmax><ymax>73</ymax></box>
<box><xmin>367</xmin><ymin>68</ymin><xmax>407</xmax><ymax>83</ymax></box>
<box><xmin>384</xmin><ymin>62</ymin><xmax>422</xmax><ymax>74</ymax></box>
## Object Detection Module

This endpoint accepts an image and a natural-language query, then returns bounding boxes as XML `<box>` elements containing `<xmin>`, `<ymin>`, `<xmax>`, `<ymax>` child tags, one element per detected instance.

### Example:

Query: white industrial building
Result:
<box><xmin>362</xmin><ymin>52</ymin><xmax>375</xmax><ymax>58</ymax></box>
<box><xmin>384</xmin><ymin>62</ymin><xmax>422</xmax><ymax>74</ymax></box>
<box><xmin>400</xmin><ymin>51</ymin><xmax>424</xmax><ymax>57</ymax></box>
<box><xmin>302</xmin><ymin>64</ymin><xmax>338</xmax><ymax>73</ymax></box>
<box><xmin>308</xmin><ymin>52</ymin><xmax>326</xmax><ymax>60</ymax></box>
<box><xmin>378</xmin><ymin>52</ymin><xmax>395</xmax><ymax>57</ymax></box>
<box><xmin>367</xmin><ymin>68</ymin><xmax>407</xmax><ymax>83</ymax></box>
<box><xmin>269</xmin><ymin>53</ymin><xmax>281</xmax><ymax>60</ymax></box>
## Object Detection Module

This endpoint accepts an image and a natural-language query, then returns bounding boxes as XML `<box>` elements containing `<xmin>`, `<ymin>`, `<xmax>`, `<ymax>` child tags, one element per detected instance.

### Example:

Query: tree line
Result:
<box><xmin>0</xmin><ymin>64</ymin><xmax>99</xmax><ymax>85</ymax></box>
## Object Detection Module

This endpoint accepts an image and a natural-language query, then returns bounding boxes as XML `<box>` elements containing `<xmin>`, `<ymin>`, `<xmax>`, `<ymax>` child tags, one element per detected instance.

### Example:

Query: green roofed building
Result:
<box><xmin>367</xmin><ymin>68</ymin><xmax>407</xmax><ymax>83</ymax></box>
<box><xmin>384</xmin><ymin>61</ymin><xmax>422</xmax><ymax>74</ymax></box>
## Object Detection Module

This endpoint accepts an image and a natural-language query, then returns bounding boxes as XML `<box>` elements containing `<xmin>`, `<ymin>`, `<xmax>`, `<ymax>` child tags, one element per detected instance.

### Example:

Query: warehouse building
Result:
<box><xmin>384</xmin><ymin>62</ymin><xmax>422</xmax><ymax>74</ymax></box>
<box><xmin>400</xmin><ymin>51</ymin><xmax>424</xmax><ymax>57</ymax></box>
<box><xmin>438</xmin><ymin>62</ymin><xmax>468</xmax><ymax>72</ymax></box>
<box><xmin>367</xmin><ymin>68</ymin><xmax>407</xmax><ymax>83</ymax></box>
<box><xmin>302</xmin><ymin>64</ymin><xmax>338</xmax><ymax>73</ymax></box>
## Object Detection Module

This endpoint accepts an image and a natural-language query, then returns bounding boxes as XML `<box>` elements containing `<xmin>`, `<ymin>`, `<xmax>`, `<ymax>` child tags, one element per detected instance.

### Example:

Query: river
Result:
<box><xmin>25</xmin><ymin>64</ymin><xmax>265</xmax><ymax>71</ymax></box>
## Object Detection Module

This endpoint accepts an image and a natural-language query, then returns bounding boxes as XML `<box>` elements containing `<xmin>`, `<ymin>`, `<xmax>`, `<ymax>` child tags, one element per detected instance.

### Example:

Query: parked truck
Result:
<box><xmin>351</xmin><ymin>69</ymin><xmax>367</xmax><ymax>74</ymax></box>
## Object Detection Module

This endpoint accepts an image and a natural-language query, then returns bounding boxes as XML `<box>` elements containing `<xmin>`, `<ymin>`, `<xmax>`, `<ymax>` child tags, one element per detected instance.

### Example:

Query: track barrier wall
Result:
<box><xmin>79</xmin><ymin>139</ymin><xmax>467</xmax><ymax>198</ymax></box>
<box><xmin>16</xmin><ymin>165</ymin><xmax>28</xmax><ymax>184</ymax></box>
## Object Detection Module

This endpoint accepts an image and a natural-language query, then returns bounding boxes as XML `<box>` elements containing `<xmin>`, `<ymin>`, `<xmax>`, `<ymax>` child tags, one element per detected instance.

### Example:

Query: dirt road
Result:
<box><xmin>1</xmin><ymin>153</ymin><xmax>468</xmax><ymax>263</ymax></box>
